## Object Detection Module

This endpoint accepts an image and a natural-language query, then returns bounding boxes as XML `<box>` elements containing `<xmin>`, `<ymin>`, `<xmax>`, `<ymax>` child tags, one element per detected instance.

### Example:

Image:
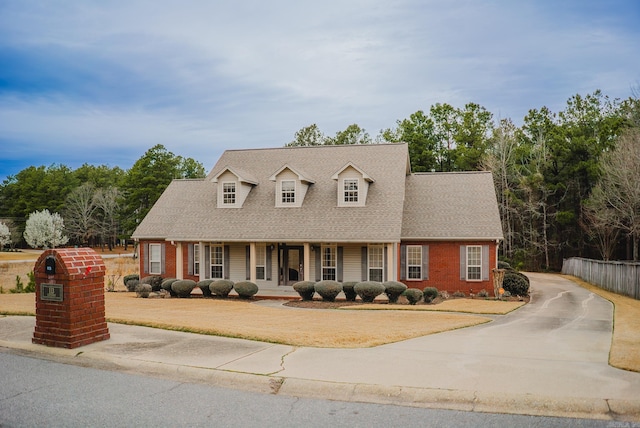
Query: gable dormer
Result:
<box><xmin>212</xmin><ymin>166</ymin><xmax>258</xmax><ymax>208</ymax></box>
<box><xmin>331</xmin><ymin>162</ymin><xmax>374</xmax><ymax>207</ymax></box>
<box><xmin>269</xmin><ymin>164</ymin><xmax>315</xmax><ymax>208</ymax></box>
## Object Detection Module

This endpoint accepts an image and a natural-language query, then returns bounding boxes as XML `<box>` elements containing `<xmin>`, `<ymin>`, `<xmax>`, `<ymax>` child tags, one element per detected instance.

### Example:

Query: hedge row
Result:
<box><xmin>132</xmin><ymin>276</ymin><xmax>258</xmax><ymax>299</ymax></box>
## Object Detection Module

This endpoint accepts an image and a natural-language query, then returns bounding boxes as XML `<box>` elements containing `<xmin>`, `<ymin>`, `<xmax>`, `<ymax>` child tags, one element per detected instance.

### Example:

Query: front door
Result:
<box><xmin>280</xmin><ymin>245</ymin><xmax>303</xmax><ymax>285</ymax></box>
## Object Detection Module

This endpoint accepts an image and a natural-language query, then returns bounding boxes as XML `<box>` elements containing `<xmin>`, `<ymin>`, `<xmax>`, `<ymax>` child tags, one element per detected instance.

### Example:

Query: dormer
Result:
<box><xmin>331</xmin><ymin>162</ymin><xmax>374</xmax><ymax>207</ymax></box>
<box><xmin>211</xmin><ymin>166</ymin><xmax>258</xmax><ymax>208</ymax></box>
<box><xmin>269</xmin><ymin>164</ymin><xmax>315</xmax><ymax>208</ymax></box>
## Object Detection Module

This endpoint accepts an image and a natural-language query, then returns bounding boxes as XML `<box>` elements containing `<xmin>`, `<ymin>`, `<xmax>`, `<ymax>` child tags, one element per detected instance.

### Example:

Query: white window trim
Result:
<box><xmin>321</xmin><ymin>245</ymin><xmax>337</xmax><ymax>281</ymax></box>
<box><xmin>280</xmin><ymin>180</ymin><xmax>296</xmax><ymax>205</ymax></box>
<box><xmin>342</xmin><ymin>178</ymin><xmax>359</xmax><ymax>204</ymax></box>
<box><xmin>222</xmin><ymin>181</ymin><xmax>236</xmax><ymax>206</ymax></box>
<box><xmin>368</xmin><ymin>244</ymin><xmax>384</xmax><ymax>282</ymax></box>
<box><xmin>466</xmin><ymin>245</ymin><xmax>482</xmax><ymax>281</ymax></box>
<box><xmin>149</xmin><ymin>243</ymin><xmax>162</xmax><ymax>275</ymax></box>
<box><xmin>210</xmin><ymin>244</ymin><xmax>224</xmax><ymax>279</ymax></box>
<box><xmin>406</xmin><ymin>245</ymin><xmax>422</xmax><ymax>280</ymax></box>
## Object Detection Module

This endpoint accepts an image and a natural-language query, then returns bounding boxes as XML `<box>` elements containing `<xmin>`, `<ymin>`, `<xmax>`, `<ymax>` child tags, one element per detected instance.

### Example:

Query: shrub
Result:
<box><xmin>354</xmin><ymin>281</ymin><xmax>385</xmax><ymax>303</ymax></box>
<box><xmin>209</xmin><ymin>279</ymin><xmax>234</xmax><ymax>298</ymax></box>
<box><xmin>502</xmin><ymin>272</ymin><xmax>529</xmax><ymax>296</ymax></box>
<box><xmin>497</xmin><ymin>261</ymin><xmax>512</xmax><ymax>270</ymax></box>
<box><xmin>141</xmin><ymin>275</ymin><xmax>163</xmax><ymax>291</ymax></box>
<box><xmin>135</xmin><ymin>283</ymin><xmax>152</xmax><ymax>298</ymax></box>
<box><xmin>314</xmin><ymin>280</ymin><xmax>342</xmax><ymax>302</ymax></box>
<box><xmin>341</xmin><ymin>282</ymin><xmax>358</xmax><ymax>301</ymax></box>
<box><xmin>171</xmin><ymin>280</ymin><xmax>196</xmax><ymax>298</ymax></box>
<box><xmin>383</xmin><ymin>281</ymin><xmax>407</xmax><ymax>303</ymax></box>
<box><xmin>124</xmin><ymin>274</ymin><xmax>139</xmax><ymax>286</ymax></box>
<box><xmin>477</xmin><ymin>289</ymin><xmax>489</xmax><ymax>298</ymax></box>
<box><xmin>25</xmin><ymin>271</ymin><xmax>36</xmax><ymax>293</ymax></box>
<box><xmin>293</xmin><ymin>281</ymin><xmax>316</xmax><ymax>301</ymax></box>
<box><xmin>452</xmin><ymin>291</ymin><xmax>466</xmax><ymax>298</ymax></box>
<box><xmin>160</xmin><ymin>278</ymin><xmax>179</xmax><ymax>296</ymax></box>
<box><xmin>125</xmin><ymin>279</ymin><xmax>139</xmax><ymax>292</ymax></box>
<box><xmin>234</xmin><ymin>281</ymin><xmax>258</xmax><ymax>299</ymax></box>
<box><xmin>439</xmin><ymin>290</ymin><xmax>450</xmax><ymax>300</ymax></box>
<box><xmin>403</xmin><ymin>288</ymin><xmax>423</xmax><ymax>305</ymax></box>
<box><xmin>422</xmin><ymin>287</ymin><xmax>439</xmax><ymax>303</ymax></box>
<box><xmin>197</xmin><ymin>280</ymin><xmax>215</xmax><ymax>297</ymax></box>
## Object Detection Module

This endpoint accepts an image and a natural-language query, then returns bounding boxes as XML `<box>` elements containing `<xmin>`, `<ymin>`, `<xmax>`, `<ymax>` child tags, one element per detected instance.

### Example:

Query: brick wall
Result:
<box><xmin>399</xmin><ymin>240</ymin><xmax>498</xmax><ymax>295</ymax></box>
<box><xmin>138</xmin><ymin>240</ymin><xmax>178</xmax><ymax>279</ymax></box>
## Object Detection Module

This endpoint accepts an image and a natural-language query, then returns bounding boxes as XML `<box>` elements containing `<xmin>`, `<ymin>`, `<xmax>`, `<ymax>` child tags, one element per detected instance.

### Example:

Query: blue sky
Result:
<box><xmin>1</xmin><ymin>1</ymin><xmax>639</xmax><ymax>181</ymax></box>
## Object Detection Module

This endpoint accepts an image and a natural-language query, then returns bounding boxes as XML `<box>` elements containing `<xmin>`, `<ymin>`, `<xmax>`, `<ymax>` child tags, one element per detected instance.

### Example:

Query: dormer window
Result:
<box><xmin>281</xmin><ymin>180</ymin><xmax>296</xmax><ymax>204</ymax></box>
<box><xmin>223</xmin><ymin>182</ymin><xmax>236</xmax><ymax>205</ymax></box>
<box><xmin>343</xmin><ymin>179</ymin><xmax>359</xmax><ymax>203</ymax></box>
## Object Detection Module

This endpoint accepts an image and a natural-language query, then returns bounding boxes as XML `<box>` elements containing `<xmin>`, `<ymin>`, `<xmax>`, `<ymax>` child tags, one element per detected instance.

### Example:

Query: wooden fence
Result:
<box><xmin>561</xmin><ymin>257</ymin><xmax>640</xmax><ymax>300</ymax></box>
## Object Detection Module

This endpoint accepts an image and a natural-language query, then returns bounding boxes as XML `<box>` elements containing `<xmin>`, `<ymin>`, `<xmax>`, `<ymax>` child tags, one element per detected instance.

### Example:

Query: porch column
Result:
<box><xmin>386</xmin><ymin>243</ymin><xmax>395</xmax><ymax>281</ymax></box>
<box><xmin>303</xmin><ymin>243</ymin><xmax>311</xmax><ymax>281</ymax></box>
<box><xmin>176</xmin><ymin>242</ymin><xmax>183</xmax><ymax>279</ymax></box>
<box><xmin>249</xmin><ymin>242</ymin><xmax>257</xmax><ymax>282</ymax></box>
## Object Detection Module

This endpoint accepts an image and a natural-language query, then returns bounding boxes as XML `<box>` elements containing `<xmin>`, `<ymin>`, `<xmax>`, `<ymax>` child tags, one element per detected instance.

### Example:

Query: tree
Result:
<box><xmin>326</xmin><ymin>124</ymin><xmax>371</xmax><ymax>145</ymax></box>
<box><xmin>64</xmin><ymin>183</ymin><xmax>98</xmax><ymax>245</ymax></box>
<box><xmin>23</xmin><ymin>209</ymin><xmax>69</xmax><ymax>249</ymax></box>
<box><xmin>380</xmin><ymin>111</ymin><xmax>439</xmax><ymax>172</ymax></box>
<box><xmin>287</xmin><ymin>124</ymin><xmax>327</xmax><ymax>146</ymax></box>
<box><xmin>0</xmin><ymin>221</ymin><xmax>10</xmax><ymax>249</ymax></box>
<box><xmin>94</xmin><ymin>187</ymin><xmax>122</xmax><ymax>251</ymax></box>
<box><xmin>582</xmin><ymin>185</ymin><xmax>621</xmax><ymax>261</ymax></box>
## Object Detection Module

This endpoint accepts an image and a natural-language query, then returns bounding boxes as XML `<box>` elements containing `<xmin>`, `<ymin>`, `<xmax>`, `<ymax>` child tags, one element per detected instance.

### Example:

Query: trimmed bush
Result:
<box><xmin>354</xmin><ymin>281</ymin><xmax>385</xmax><ymax>303</ymax></box>
<box><xmin>197</xmin><ymin>279</ymin><xmax>215</xmax><ymax>297</ymax></box>
<box><xmin>141</xmin><ymin>275</ymin><xmax>163</xmax><ymax>292</ymax></box>
<box><xmin>209</xmin><ymin>279</ymin><xmax>234</xmax><ymax>298</ymax></box>
<box><xmin>452</xmin><ymin>291</ymin><xmax>466</xmax><ymax>298</ymax></box>
<box><xmin>314</xmin><ymin>280</ymin><xmax>342</xmax><ymax>302</ymax></box>
<box><xmin>234</xmin><ymin>281</ymin><xmax>258</xmax><ymax>299</ymax></box>
<box><xmin>160</xmin><ymin>278</ymin><xmax>179</xmax><ymax>297</ymax></box>
<box><xmin>497</xmin><ymin>260</ymin><xmax>512</xmax><ymax>270</ymax></box>
<box><xmin>135</xmin><ymin>283</ymin><xmax>152</xmax><ymax>298</ymax></box>
<box><xmin>125</xmin><ymin>279</ymin><xmax>140</xmax><ymax>292</ymax></box>
<box><xmin>422</xmin><ymin>287</ymin><xmax>439</xmax><ymax>303</ymax></box>
<box><xmin>502</xmin><ymin>272</ymin><xmax>530</xmax><ymax>296</ymax></box>
<box><xmin>383</xmin><ymin>281</ymin><xmax>407</xmax><ymax>303</ymax></box>
<box><xmin>403</xmin><ymin>288</ymin><xmax>423</xmax><ymax>305</ymax></box>
<box><xmin>477</xmin><ymin>289</ymin><xmax>489</xmax><ymax>298</ymax></box>
<box><xmin>171</xmin><ymin>280</ymin><xmax>196</xmax><ymax>298</ymax></box>
<box><xmin>293</xmin><ymin>281</ymin><xmax>316</xmax><ymax>301</ymax></box>
<box><xmin>341</xmin><ymin>282</ymin><xmax>358</xmax><ymax>301</ymax></box>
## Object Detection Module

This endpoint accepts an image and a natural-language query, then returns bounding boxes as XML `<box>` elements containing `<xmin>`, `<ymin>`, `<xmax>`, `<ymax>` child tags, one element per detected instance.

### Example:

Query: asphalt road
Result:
<box><xmin>0</xmin><ymin>350</ymin><xmax>610</xmax><ymax>428</ymax></box>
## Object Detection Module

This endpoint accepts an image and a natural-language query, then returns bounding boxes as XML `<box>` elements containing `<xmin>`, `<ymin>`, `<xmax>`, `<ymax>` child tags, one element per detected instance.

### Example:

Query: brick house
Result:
<box><xmin>131</xmin><ymin>143</ymin><xmax>504</xmax><ymax>294</ymax></box>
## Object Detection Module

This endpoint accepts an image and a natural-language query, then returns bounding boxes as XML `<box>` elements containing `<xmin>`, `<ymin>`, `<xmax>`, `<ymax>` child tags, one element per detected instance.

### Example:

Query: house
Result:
<box><xmin>131</xmin><ymin>143</ymin><xmax>504</xmax><ymax>295</ymax></box>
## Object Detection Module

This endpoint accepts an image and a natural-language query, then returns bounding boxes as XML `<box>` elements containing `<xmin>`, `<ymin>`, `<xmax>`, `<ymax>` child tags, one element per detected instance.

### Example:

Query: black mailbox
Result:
<box><xmin>45</xmin><ymin>256</ymin><xmax>56</xmax><ymax>275</ymax></box>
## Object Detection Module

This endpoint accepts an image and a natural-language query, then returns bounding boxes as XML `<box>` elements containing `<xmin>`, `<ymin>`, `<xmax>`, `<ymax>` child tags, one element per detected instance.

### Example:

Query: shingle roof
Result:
<box><xmin>132</xmin><ymin>144</ymin><xmax>411</xmax><ymax>243</ymax></box>
<box><xmin>401</xmin><ymin>172</ymin><xmax>504</xmax><ymax>240</ymax></box>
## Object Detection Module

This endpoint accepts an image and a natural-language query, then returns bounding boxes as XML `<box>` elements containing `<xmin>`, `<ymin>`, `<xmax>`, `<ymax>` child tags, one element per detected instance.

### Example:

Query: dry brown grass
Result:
<box><xmin>342</xmin><ymin>299</ymin><xmax>525</xmax><ymax>315</ymax></box>
<box><xmin>0</xmin><ymin>292</ymin><xmax>492</xmax><ymax>348</ymax></box>
<box><xmin>563</xmin><ymin>275</ymin><xmax>640</xmax><ymax>373</ymax></box>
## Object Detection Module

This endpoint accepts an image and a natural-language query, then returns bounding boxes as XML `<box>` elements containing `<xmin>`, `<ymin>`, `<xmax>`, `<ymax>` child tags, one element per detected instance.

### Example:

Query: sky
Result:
<box><xmin>1</xmin><ymin>0</ymin><xmax>639</xmax><ymax>181</ymax></box>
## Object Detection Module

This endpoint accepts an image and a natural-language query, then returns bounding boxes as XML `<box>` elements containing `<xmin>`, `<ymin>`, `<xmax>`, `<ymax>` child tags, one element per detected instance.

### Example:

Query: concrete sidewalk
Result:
<box><xmin>1</xmin><ymin>274</ymin><xmax>640</xmax><ymax>422</ymax></box>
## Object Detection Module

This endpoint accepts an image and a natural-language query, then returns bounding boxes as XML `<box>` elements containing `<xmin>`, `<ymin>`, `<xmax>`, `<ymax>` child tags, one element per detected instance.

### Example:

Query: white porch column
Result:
<box><xmin>249</xmin><ymin>242</ymin><xmax>257</xmax><ymax>282</ymax></box>
<box><xmin>175</xmin><ymin>242</ymin><xmax>183</xmax><ymax>279</ymax></box>
<box><xmin>303</xmin><ymin>243</ymin><xmax>311</xmax><ymax>281</ymax></box>
<box><xmin>387</xmin><ymin>243</ymin><xmax>395</xmax><ymax>281</ymax></box>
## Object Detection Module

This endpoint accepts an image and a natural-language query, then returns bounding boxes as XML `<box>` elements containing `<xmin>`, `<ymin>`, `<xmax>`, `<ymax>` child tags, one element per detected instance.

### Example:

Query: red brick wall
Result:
<box><xmin>181</xmin><ymin>242</ymin><xmax>200</xmax><ymax>282</ymax></box>
<box><xmin>399</xmin><ymin>241</ymin><xmax>498</xmax><ymax>295</ymax></box>
<box><xmin>138</xmin><ymin>240</ymin><xmax>177</xmax><ymax>279</ymax></box>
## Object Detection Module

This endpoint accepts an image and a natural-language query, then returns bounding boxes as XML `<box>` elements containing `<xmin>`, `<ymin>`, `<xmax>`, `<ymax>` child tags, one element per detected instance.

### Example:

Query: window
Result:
<box><xmin>149</xmin><ymin>243</ymin><xmax>161</xmax><ymax>274</ymax></box>
<box><xmin>211</xmin><ymin>245</ymin><xmax>224</xmax><ymax>279</ymax></box>
<box><xmin>222</xmin><ymin>182</ymin><xmax>236</xmax><ymax>205</ymax></box>
<box><xmin>281</xmin><ymin>180</ymin><xmax>295</xmax><ymax>204</ymax></box>
<box><xmin>322</xmin><ymin>245</ymin><xmax>336</xmax><ymax>280</ymax></box>
<box><xmin>193</xmin><ymin>244</ymin><xmax>200</xmax><ymax>275</ymax></box>
<box><xmin>256</xmin><ymin>244</ymin><xmax>266</xmax><ymax>280</ymax></box>
<box><xmin>343</xmin><ymin>179</ymin><xmax>359</xmax><ymax>203</ymax></box>
<box><xmin>368</xmin><ymin>244</ymin><xmax>384</xmax><ymax>282</ymax></box>
<box><xmin>407</xmin><ymin>245</ymin><xmax>422</xmax><ymax>280</ymax></box>
<box><xmin>467</xmin><ymin>246</ymin><xmax>482</xmax><ymax>280</ymax></box>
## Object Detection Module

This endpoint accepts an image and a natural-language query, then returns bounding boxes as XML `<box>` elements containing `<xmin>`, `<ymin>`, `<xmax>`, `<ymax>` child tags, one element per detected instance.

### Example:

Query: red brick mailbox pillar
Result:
<box><xmin>33</xmin><ymin>248</ymin><xmax>110</xmax><ymax>348</ymax></box>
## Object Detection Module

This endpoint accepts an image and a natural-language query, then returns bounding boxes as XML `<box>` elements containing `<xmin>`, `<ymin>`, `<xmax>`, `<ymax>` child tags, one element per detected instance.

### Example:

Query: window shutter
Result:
<box><xmin>460</xmin><ymin>246</ymin><xmax>467</xmax><ymax>280</ymax></box>
<box><xmin>266</xmin><ymin>246</ymin><xmax>272</xmax><ymax>281</ymax></box>
<box><xmin>143</xmin><ymin>243</ymin><xmax>149</xmax><ymax>274</ymax></box>
<box><xmin>224</xmin><ymin>245</ymin><xmax>230</xmax><ymax>279</ymax></box>
<box><xmin>361</xmin><ymin>247</ymin><xmax>367</xmax><ymax>281</ymax></box>
<box><xmin>160</xmin><ymin>243</ymin><xmax>166</xmax><ymax>275</ymax></box>
<box><xmin>383</xmin><ymin>246</ymin><xmax>388</xmax><ymax>282</ymax></box>
<box><xmin>204</xmin><ymin>245</ymin><xmax>210</xmax><ymax>279</ymax></box>
<box><xmin>315</xmin><ymin>248</ymin><xmax>321</xmax><ymax>282</ymax></box>
<box><xmin>400</xmin><ymin>244</ymin><xmax>406</xmax><ymax>280</ymax></box>
<box><xmin>422</xmin><ymin>245</ymin><xmax>429</xmax><ymax>280</ymax></box>
<box><xmin>337</xmin><ymin>247</ymin><xmax>344</xmax><ymax>282</ymax></box>
<box><xmin>246</xmin><ymin>246</ymin><xmax>251</xmax><ymax>280</ymax></box>
<box><xmin>482</xmin><ymin>245</ymin><xmax>490</xmax><ymax>281</ymax></box>
<box><xmin>188</xmin><ymin>244</ymin><xmax>194</xmax><ymax>276</ymax></box>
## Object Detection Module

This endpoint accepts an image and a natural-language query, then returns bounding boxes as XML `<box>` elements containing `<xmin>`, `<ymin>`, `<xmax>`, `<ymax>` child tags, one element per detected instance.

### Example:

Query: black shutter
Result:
<box><xmin>315</xmin><ymin>247</ymin><xmax>321</xmax><ymax>281</ymax></box>
<box><xmin>188</xmin><ymin>244</ymin><xmax>194</xmax><ymax>276</ymax></box>
<box><xmin>383</xmin><ymin>246</ymin><xmax>388</xmax><ymax>282</ymax></box>
<box><xmin>361</xmin><ymin>247</ymin><xmax>367</xmax><ymax>281</ymax></box>
<box><xmin>204</xmin><ymin>245</ymin><xmax>210</xmax><ymax>279</ymax></box>
<box><xmin>224</xmin><ymin>245</ymin><xmax>230</xmax><ymax>280</ymax></box>
<box><xmin>266</xmin><ymin>246</ymin><xmax>272</xmax><ymax>281</ymax></box>
<box><xmin>246</xmin><ymin>246</ymin><xmax>251</xmax><ymax>280</ymax></box>
<box><xmin>143</xmin><ymin>242</ymin><xmax>149</xmax><ymax>274</ymax></box>
<box><xmin>337</xmin><ymin>247</ymin><xmax>344</xmax><ymax>282</ymax></box>
<box><xmin>400</xmin><ymin>244</ymin><xmax>406</xmax><ymax>280</ymax></box>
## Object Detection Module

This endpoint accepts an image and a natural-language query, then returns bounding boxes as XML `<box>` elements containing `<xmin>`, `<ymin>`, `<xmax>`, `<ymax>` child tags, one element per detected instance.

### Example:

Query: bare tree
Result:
<box><xmin>582</xmin><ymin>185</ymin><xmax>621</xmax><ymax>260</ymax></box>
<box><xmin>64</xmin><ymin>183</ymin><xmax>98</xmax><ymax>245</ymax></box>
<box><xmin>94</xmin><ymin>186</ymin><xmax>122</xmax><ymax>251</ymax></box>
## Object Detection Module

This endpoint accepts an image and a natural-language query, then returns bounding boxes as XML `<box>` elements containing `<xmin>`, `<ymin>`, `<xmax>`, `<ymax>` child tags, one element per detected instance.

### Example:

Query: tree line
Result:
<box><xmin>1</xmin><ymin>89</ymin><xmax>638</xmax><ymax>270</ymax></box>
<box><xmin>0</xmin><ymin>144</ymin><xmax>205</xmax><ymax>251</ymax></box>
